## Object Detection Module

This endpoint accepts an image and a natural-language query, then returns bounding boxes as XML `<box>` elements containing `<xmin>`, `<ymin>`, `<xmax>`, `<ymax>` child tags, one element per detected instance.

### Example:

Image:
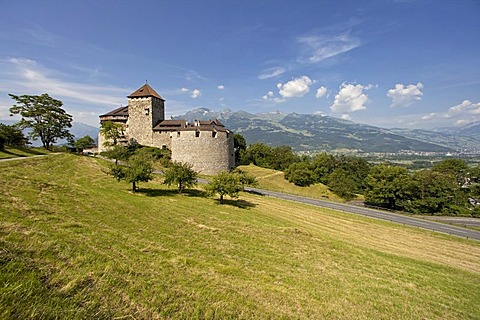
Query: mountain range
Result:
<box><xmin>175</xmin><ymin>108</ymin><xmax>480</xmax><ymax>154</ymax></box>
<box><xmin>2</xmin><ymin>109</ymin><xmax>479</xmax><ymax>153</ymax></box>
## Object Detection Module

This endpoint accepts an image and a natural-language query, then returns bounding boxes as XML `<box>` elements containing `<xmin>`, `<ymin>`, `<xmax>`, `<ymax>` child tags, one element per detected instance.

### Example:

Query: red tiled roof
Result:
<box><xmin>128</xmin><ymin>83</ymin><xmax>164</xmax><ymax>100</ymax></box>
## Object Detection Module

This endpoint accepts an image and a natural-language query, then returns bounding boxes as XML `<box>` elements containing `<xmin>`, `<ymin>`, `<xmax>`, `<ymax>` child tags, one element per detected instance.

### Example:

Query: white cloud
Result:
<box><xmin>297</xmin><ymin>33</ymin><xmax>360</xmax><ymax>63</ymax></box>
<box><xmin>387</xmin><ymin>83</ymin><xmax>424</xmax><ymax>108</ymax></box>
<box><xmin>262</xmin><ymin>91</ymin><xmax>285</xmax><ymax>103</ymax></box>
<box><xmin>316</xmin><ymin>86</ymin><xmax>327</xmax><ymax>99</ymax></box>
<box><xmin>340</xmin><ymin>114</ymin><xmax>351</xmax><ymax>120</ymax></box>
<box><xmin>421</xmin><ymin>113</ymin><xmax>436</xmax><ymax>120</ymax></box>
<box><xmin>217</xmin><ymin>85</ymin><xmax>225</xmax><ymax>90</ymax></box>
<box><xmin>258</xmin><ymin>67</ymin><xmax>286</xmax><ymax>80</ymax></box>
<box><xmin>277</xmin><ymin>76</ymin><xmax>313</xmax><ymax>98</ymax></box>
<box><xmin>191</xmin><ymin>89</ymin><xmax>201</xmax><ymax>98</ymax></box>
<box><xmin>330</xmin><ymin>83</ymin><xmax>371</xmax><ymax>114</ymax></box>
<box><xmin>442</xmin><ymin>100</ymin><xmax>480</xmax><ymax>125</ymax></box>
<box><xmin>262</xmin><ymin>91</ymin><xmax>274</xmax><ymax>100</ymax></box>
<box><xmin>446</xmin><ymin>100</ymin><xmax>480</xmax><ymax>116</ymax></box>
<box><xmin>179</xmin><ymin>87</ymin><xmax>202</xmax><ymax>98</ymax></box>
<box><xmin>1</xmin><ymin>58</ymin><xmax>127</xmax><ymax>106</ymax></box>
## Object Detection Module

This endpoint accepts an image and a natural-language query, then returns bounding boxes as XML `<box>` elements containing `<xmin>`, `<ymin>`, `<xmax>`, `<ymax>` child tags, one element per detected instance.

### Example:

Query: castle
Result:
<box><xmin>98</xmin><ymin>83</ymin><xmax>235</xmax><ymax>175</ymax></box>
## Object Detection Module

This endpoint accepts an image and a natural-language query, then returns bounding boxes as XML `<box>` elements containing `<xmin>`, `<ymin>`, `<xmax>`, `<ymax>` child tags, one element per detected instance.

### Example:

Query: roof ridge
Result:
<box><xmin>128</xmin><ymin>83</ymin><xmax>164</xmax><ymax>100</ymax></box>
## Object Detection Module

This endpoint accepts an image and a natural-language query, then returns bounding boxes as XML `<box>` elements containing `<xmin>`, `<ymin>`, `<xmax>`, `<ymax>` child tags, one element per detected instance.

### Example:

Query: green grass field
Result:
<box><xmin>1</xmin><ymin>154</ymin><xmax>479</xmax><ymax>319</ymax></box>
<box><xmin>0</xmin><ymin>146</ymin><xmax>51</xmax><ymax>159</ymax></box>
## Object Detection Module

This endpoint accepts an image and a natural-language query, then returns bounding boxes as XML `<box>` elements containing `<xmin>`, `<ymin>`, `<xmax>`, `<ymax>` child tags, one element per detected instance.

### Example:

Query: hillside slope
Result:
<box><xmin>1</xmin><ymin>155</ymin><xmax>479</xmax><ymax>318</ymax></box>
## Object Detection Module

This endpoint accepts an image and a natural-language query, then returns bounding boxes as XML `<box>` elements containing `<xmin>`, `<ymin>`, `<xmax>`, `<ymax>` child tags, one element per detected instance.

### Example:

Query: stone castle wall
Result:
<box><xmin>127</xmin><ymin>97</ymin><xmax>164</xmax><ymax>146</ymax></box>
<box><xmin>151</xmin><ymin>131</ymin><xmax>172</xmax><ymax>149</ymax></box>
<box><xmin>171</xmin><ymin>130</ymin><xmax>235</xmax><ymax>175</ymax></box>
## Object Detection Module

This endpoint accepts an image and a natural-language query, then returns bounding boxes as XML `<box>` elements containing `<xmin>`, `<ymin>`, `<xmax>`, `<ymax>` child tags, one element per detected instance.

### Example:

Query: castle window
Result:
<box><xmin>162</xmin><ymin>144</ymin><xmax>167</xmax><ymax>149</ymax></box>
<box><xmin>177</xmin><ymin>132</ymin><xmax>181</xmax><ymax>137</ymax></box>
<box><xmin>212</xmin><ymin>131</ymin><xmax>217</xmax><ymax>138</ymax></box>
<box><xmin>145</xmin><ymin>107</ymin><xmax>149</xmax><ymax>115</ymax></box>
<box><xmin>195</xmin><ymin>131</ymin><xmax>200</xmax><ymax>138</ymax></box>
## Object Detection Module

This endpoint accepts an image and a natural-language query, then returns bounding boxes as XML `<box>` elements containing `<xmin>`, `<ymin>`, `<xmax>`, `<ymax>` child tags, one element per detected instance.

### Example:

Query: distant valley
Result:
<box><xmin>175</xmin><ymin>108</ymin><xmax>480</xmax><ymax>154</ymax></box>
<box><xmin>3</xmin><ymin>109</ymin><xmax>479</xmax><ymax>153</ymax></box>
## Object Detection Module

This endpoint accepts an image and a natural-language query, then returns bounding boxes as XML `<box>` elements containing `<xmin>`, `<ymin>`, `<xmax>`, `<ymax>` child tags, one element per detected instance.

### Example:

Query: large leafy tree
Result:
<box><xmin>233</xmin><ymin>133</ymin><xmax>247</xmax><ymax>165</ymax></box>
<box><xmin>284</xmin><ymin>162</ymin><xmax>316</xmax><ymax>186</ymax></box>
<box><xmin>405</xmin><ymin>170</ymin><xmax>459</xmax><ymax>214</ymax></box>
<box><xmin>9</xmin><ymin>93</ymin><xmax>74</xmax><ymax>150</ymax></box>
<box><xmin>327</xmin><ymin>168</ymin><xmax>356</xmax><ymax>200</ymax></box>
<box><xmin>364</xmin><ymin>164</ymin><xmax>412</xmax><ymax>210</ymax></box>
<box><xmin>162</xmin><ymin>161</ymin><xmax>198</xmax><ymax>193</ymax></box>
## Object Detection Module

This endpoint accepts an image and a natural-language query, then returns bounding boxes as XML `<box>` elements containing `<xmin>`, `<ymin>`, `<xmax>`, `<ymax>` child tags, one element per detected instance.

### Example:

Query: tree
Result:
<box><xmin>327</xmin><ymin>168</ymin><xmax>356</xmax><ymax>200</ymax></box>
<box><xmin>311</xmin><ymin>153</ymin><xmax>336</xmax><ymax>184</ymax></box>
<box><xmin>0</xmin><ymin>123</ymin><xmax>28</xmax><ymax>147</ymax></box>
<box><xmin>284</xmin><ymin>162</ymin><xmax>316</xmax><ymax>186</ymax></box>
<box><xmin>405</xmin><ymin>170</ymin><xmax>458</xmax><ymax>214</ymax></box>
<box><xmin>432</xmin><ymin>158</ymin><xmax>468</xmax><ymax>176</ymax></box>
<box><xmin>233</xmin><ymin>168</ymin><xmax>257</xmax><ymax>190</ymax></box>
<box><xmin>102</xmin><ymin>145</ymin><xmax>131</xmax><ymax>165</ymax></box>
<box><xmin>108</xmin><ymin>152</ymin><xmax>154</xmax><ymax>192</ymax></box>
<box><xmin>364</xmin><ymin>164</ymin><xmax>412</xmax><ymax>210</ymax></box>
<box><xmin>233</xmin><ymin>133</ymin><xmax>247</xmax><ymax>165</ymax></box>
<box><xmin>334</xmin><ymin>156</ymin><xmax>371</xmax><ymax>193</ymax></box>
<box><xmin>100</xmin><ymin>121</ymin><xmax>124</xmax><ymax>147</ymax></box>
<box><xmin>74</xmin><ymin>135</ymin><xmax>95</xmax><ymax>152</ymax></box>
<box><xmin>163</xmin><ymin>161</ymin><xmax>198</xmax><ymax>193</ymax></box>
<box><xmin>242</xmin><ymin>143</ymin><xmax>300</xmax><ymax>171</ymax></box>
<box><xmin>205</xmin><ymin>171</ymin><xmax>243</xmax><ymax>204</ymax></box>
<box><xmin>9</xmin><ymin>93</ymin><xmax>74</xmax><ymax>150</ymax></box>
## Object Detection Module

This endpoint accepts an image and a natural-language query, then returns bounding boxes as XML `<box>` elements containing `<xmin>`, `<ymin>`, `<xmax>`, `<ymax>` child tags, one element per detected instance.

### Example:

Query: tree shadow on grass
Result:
<box><xmin>136</xmin><ymin>188</ymin><xmax>207</xmax><ymax>198</ymax></box>
<box><xmin>216</xmin><ymin>198</ymin><xmax>257</xmax><ymax>209</ymax></box>
<box><xmin>136</xmin><ymin>188</ymin><xmax>179</xmax><ymax>197</ymax></box>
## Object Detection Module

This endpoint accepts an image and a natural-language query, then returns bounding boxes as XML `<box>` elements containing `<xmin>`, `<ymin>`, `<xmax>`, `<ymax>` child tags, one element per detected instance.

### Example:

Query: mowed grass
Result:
<box><xmin>1</xmin><ymin>154</ymin><xmax>480</xmax><ymax>319</ymax></box>
<box><xmin>0</xmin><ymin>146</ymin><xmax>51</xmax><ymax>159</ymax></box>
<box><xmin>238</xmin><ymin>164</ymin><xmax>348</xmax><ymax>202</ymax></box>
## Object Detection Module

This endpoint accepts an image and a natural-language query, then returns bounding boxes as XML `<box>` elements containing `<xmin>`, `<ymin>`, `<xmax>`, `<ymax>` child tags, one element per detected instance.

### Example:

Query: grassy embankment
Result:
<box><xmin>238</xmin><ymin>164</ymin><xmax>357</xmax><ymax>202</ymax></box>
<box><xmin>1</xmin><ymin>154</ymin><xmax>479</xmax><ymax>319</ymax></box>
<box><xmin>0</xmin><ymin>146</ymin><xmax>51</xmax><ymax>159</ymax></box>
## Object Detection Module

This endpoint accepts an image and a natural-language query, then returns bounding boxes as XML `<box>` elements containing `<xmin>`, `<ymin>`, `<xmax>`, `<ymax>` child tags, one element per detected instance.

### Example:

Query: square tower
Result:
<box><xmin>127</xmin><ymin>84</ymin><xmax>165</xmax><ymax>146</ymax></box>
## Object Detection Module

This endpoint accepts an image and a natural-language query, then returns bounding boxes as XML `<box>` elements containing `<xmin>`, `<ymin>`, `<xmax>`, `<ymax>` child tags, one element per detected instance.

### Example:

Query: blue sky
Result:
<box><xmin>0</xmin><ymin>0</ymin><xmax>479</xmax><ymax>129</ymax></box>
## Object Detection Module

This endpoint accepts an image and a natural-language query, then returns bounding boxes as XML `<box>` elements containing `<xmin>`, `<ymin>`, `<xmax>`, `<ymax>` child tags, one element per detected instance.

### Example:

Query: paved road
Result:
<box><xmin>242</xmin><ymin>186</ymin><xmax>480</xmax><ymax>241</ymax></box>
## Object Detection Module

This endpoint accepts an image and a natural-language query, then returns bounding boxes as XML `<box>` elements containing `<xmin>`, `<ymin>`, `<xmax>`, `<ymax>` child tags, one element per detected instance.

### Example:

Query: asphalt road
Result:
<box><xmin>242</xmin><ymin>186</ymin><xmax>480</xmax><ymax>241</ymax></box>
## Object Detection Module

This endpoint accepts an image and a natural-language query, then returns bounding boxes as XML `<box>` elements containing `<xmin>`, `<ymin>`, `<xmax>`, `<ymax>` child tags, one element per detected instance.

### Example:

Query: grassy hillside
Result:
<box><xmin>1</xmin><ymin>154</ymin><xmax>480</xmax><ymax>319</ymax></box>
<box><xmin>0</xmin><ymin>146</ymin><xmax>51</xmax><ymax>159</ymax></box>
<box><xmin>238</xmin><ymin>164</ymin><xmax>349</xmax><ymax>202</ymax></box>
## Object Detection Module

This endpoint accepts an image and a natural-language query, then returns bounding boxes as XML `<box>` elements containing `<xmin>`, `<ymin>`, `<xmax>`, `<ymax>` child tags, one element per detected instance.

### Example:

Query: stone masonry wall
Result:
<box><xmin>151</xmin><ymin>131</ymin><xmax>172</xmax><ymax>149</ymax></box>
<box><xmin>127</xmin><ymin>97</ymin><xmax>164</xmax><ymax>146</ymax></box>
<box><xmin>171</xmin><ymin>130</ymin><xmax>234</xmax><ymax>175</ymax></box>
